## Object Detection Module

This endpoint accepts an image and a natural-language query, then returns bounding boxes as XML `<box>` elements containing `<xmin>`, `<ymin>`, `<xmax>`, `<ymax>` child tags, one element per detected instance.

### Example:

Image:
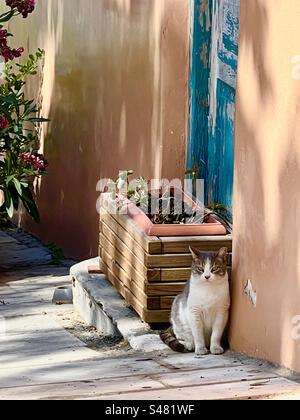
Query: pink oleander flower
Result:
<box><xmin>6</xmin><ymin>0</ymin><xmax>36</xmax><ymax>18</ymax></box>
<box><xmin>0</xmin><ymin>29</ymin><xmax>24</xmax><ymax>62</ymax></box>
<box><xmin>0</xmin><ymin>115</ymin><xmax>9</xmax><ymax>129</ymax></box>
<box><xmin>20</xmin><ymin>151</ymin><xmax>48</xmax><ymax>172</ymax></box>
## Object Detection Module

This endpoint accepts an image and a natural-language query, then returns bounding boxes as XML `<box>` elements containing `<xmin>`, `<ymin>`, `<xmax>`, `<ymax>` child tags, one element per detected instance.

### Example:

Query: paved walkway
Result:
<box><xmin>0</xmin><ymin>229</ymin><xmax>300</xmax><ymax>400</ymax></box>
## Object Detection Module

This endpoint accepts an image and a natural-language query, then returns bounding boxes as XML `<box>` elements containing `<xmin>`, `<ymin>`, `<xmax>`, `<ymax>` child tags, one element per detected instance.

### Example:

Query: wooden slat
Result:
<box><xmin>100</xmin><ymin>208</ymin><xmax>146</xmax><ymax>261</ymax></box>
<box><xmin>101</xmin><ymin>248</ymin><xmax>157</xmax><ymax>298</ymax></box>
<box><xmin>147</xmin><ymin>269</ymin><xmax>162</xmax><ymax>282</ymax></box>
<box><xmin>160</xmin><ymin>268</ymin><xmax>191</xmax><ymax>282</ymax></box>
<box><xmin>100</xmin><ymin>260</ymin><xmax>170</xmax><ymax>323</ymax></box>
<box><xmin>146</xmin><ymin>252</ymin><xmax>192</xmax><ymax>268</ymax></box>
<box><xmin>101</xmin><ymin>246</ymin><xmax>185</xmax><ymax>297</ymax></box>
<box><xmin>146</xmin><ymin>253</ymin><xmax>232</xmax><ymax>269</ymax></box>
<box><xmin>131</xmin><ymin>267</ymin><xmax>191</xmax><ymax>283</ymax></box>
<box><xmin>100</xmin><ymin>258</ymin><xmax>160</xmax><ymax>310</ymax></box>
<box><xmin>146</xmin><ymin>282</ymin><xmax>186</xmax><ymax>296</ymax></box>
<box><xmin>99</xmin><ymin>234</ymin><xmax>161</xmax><ymax>282</ymax></box>
<box><xmin>160</xmin><ymin>235</ymin><xmax>232</xmax><ymax>254</ymax></box>
<box><xmin>100</xmin><ymin>195</ymin><xmax>162</xmax><ymax>254</ymax></box>
<box><xmin>99</xmin><ymin>242</ymin><xmax>150</xmax><ymax>286</ymax></box>
<box><xmin>100</xmin><ymin>232</ymin><xmax>146</xmax><ymax>277</ymax></box>
<box><xmin>160</xmin><ymin>296</ymin><xmax>176</xmax><ymax>309</ymax></box>
<box><xmin>100</xmin><ymin>260</ymin><xmax>145</xmax><ymax>315</ymax></box>
<box><xmin>101</xmin><ymin>248</ymin><xmax>145</xmax><ymax>292</ymax></box>
<box><xmin>100</xmin><ymin>250</ymin><xmax>161</xmax><ymax>309</ymax></box>
<box><xmin>101</xmin><ymin>221</ymin><xmax>147</xmax><ymax>264</ymax></box>
<box><xmin>143</xmin><ymin>310</ymin><xmax>170</xmax><ymax>324</ymax></box>
<box><xmin>88</xmin><ymin>266</ymin><xmax>102</xmax><ymax>274</ymax></box>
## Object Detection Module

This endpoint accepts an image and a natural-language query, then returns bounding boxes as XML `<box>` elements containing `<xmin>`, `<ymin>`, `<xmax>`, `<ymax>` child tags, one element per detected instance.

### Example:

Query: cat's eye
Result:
<box><xmin>196</xmin><ymin>268</ymin><xmax>204</xmax><ymax>274</ymax></box>
<box><xmin>211</xmin><ymin>267</ymin><xmax>218</xmax><ymax>273</ymax></box>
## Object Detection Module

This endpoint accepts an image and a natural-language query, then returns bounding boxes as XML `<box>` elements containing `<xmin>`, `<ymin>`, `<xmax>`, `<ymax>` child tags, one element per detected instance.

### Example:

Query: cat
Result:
<box><xmin>160</xmin><ymin>247</ymin><xmax>230</xmax><ymax>357</ymax></box>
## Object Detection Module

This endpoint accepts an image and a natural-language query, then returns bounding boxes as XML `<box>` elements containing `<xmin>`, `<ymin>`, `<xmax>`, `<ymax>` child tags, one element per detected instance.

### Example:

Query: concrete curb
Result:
<box><xmin>70</xmin><ymin>257</ymin><xmax>169</xmax><ymax>353</ymax></box>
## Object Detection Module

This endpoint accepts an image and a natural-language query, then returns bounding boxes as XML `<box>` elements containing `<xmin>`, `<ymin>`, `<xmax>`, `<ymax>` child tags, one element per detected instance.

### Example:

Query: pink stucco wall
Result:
<box><xmin>230</xmin><ymin>0</ymin><xmax>300</xmax><ymax>373</ymax></box>
<box><xmin>11</xmin><ymin>0</ymin><xmax>190</xmax><ymax>259</ymax></box>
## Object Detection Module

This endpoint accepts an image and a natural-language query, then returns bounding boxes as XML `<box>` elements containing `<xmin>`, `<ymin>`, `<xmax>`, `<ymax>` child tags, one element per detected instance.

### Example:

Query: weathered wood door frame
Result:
<box><xmin>187</xmin><ymin>0</ymin><xmax>240</xmax><ymax>213</ymax></box>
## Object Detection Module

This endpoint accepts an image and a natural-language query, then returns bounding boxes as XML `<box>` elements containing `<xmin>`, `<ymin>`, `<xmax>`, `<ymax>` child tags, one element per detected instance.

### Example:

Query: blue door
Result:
<box><xmin>188</xmin><ymin>0</ymin><xmax>240</xmax><ymax>213</ymax></box>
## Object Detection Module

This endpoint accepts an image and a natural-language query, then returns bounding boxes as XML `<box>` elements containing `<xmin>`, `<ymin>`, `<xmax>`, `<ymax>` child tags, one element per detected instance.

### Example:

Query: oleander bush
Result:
<box><xmin>0</xmin><ymin>0</ymin><xmax>47</xmax><ymax>222</ymax></box>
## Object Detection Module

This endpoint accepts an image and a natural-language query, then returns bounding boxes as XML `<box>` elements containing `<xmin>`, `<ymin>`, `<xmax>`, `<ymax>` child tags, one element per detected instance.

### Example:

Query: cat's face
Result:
<box><xmin>189</xmin><ymin>247</ymin><xmax>228</xmax><ymax>283</ymax></box>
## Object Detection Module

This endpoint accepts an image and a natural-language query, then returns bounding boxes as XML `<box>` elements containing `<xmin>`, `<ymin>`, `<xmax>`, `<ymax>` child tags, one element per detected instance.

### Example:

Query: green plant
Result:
<box><xmin>107</xmin><ymin>171</ymin><xmax>232</xmax><ymax>230</ymax></box>
<box><xmin>0</xmin><ymin>207</ymin><xmax>11</xmax><ymax>227</ymax></box>
<box><xmin>46</xmin><ymin>243</ymin><xmax>64</xmax><ymax>265</ymax></box>
<box><xmin>107</xmin><ymin>171</ymin><xmax>204</xmax><ymax>225</ymax></box>
<box><xmin>206</xmin><ymin>202</ymin><xmax>233</xmax><ymax>232</ymax></box>
<box><xmin>0</xmin><ymin>1</ymin><xmax>48</xmax><ymax>222</ymax></box>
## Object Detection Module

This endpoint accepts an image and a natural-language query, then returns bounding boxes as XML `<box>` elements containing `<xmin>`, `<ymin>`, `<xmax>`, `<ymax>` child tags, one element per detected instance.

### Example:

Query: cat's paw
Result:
<box><xmin>195</xmin><ymin>347</ymin><xmax>209</xmax><ymax>357</ymax></box>
<box><xmin>210</xmin><ymin>345</ymin><xmax>224</xmax><ymax>355</ymax></box>
<box><xmin>179</xmin><ymin>341</ymin><xmax>194</xmax><ymax>352</ymax></box>
<box><xmin>185</xmin><ymin>342</ymin><xmax>195</xmax><ymax>352</ymax></box>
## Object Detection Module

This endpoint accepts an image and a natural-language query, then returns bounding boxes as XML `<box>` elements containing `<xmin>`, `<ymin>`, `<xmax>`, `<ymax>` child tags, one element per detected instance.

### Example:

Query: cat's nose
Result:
<box><xmin>205</xmin><ymin>274</ymin><xmax>211</xmax><ymax>280</ymax></box>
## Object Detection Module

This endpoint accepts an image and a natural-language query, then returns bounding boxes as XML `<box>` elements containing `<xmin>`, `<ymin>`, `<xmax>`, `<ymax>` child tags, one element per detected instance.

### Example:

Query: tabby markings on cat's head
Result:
<box><xmin>189</xmin><ymin>247</ymin><xmax>228</xmax><ymax>283</ymax></box>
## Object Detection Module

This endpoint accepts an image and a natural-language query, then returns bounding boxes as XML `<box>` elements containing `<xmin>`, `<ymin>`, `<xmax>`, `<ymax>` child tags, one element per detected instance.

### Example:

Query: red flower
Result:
<box><xmin>0</xmin><ymin>115</ymin><xmax>9</xmax><ymax>129</ymax></box>
<box><xmin>6</xmin><ymin>0</ymin><xmax>36</xmax><ymax>18</ymax></box>
<box><xmin>20</xmin><ymin>151</ymin><xmax>48</xmax><ymax>172</ymax></box>
<box><xmin>0</xmin><ymin>29</ymin><xmax>24</xmax><ymax>62</ymax></box>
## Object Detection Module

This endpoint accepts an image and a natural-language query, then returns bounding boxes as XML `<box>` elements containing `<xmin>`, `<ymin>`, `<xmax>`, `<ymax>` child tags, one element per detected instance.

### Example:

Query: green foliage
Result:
<box><xmin>206</xmin><ymin>202</ymin><xmax>233</xmax><ymax>232</ymax></box>
<box><xmin>107</xmin><ymin>171</ymin><xmax>204</xmax><ymax>225</ymax></box>
<box><xmin>0</xmin><ymin>208</ymin><xmax>12</xmax><ymax>227</ymax></box>
<box><xmin>108</xmin><ymin>172</ymin><xmax>231</xmax><ymax>230</ymax></box>
<box><xmin>108</xmin><ymin>170</ymin><xmax>148</xmax><ymax>208</ymax></box>
<box><xmin>46</xmin><ymin>243</ymin><xmax>65</xmax><ymax>265</ymax></box>
<box><xmin>0</xmin><ymin>10</ymin><xmax>48</xmax><ymax>222</ymax></box>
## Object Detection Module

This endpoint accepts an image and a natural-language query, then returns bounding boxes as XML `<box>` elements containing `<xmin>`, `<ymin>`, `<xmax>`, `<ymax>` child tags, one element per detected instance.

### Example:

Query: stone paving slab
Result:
<box><xmin>0</xmin><ymin>301</ymin><xmax>74</xmax><ymax>318</ymax></box>
<box><xmin>1</xmin><ymin>313</ymin><xmax>71</xmax><ymax>337</ymax></box>
<box><xmin>1</xmin><ymin>264</ymin><xmax>74</xmax><ymax>280</ymax></box>
<box><xmin>0</xmin><ymin>245</ymin><xmax>51</xmax><ymax>270</ymax></box>
<box><xmin>0</xmin><ymin>346</ymin><xmax>101</xmax><ymax>371</ymax></box>
<box><xmin>93</xmin><ymin>376</ymin><xmax>300</xmax><ymax>401</ymax></box>
<box><xmin>0</xmin><ymin>232</ymin><xmax>17</xmax><ymax>245</ymax></box>
<box><xmin>0</xmin><ymin>229</ymin><xmax>52</xmax><ymax>271</ymax></box>
<box><xmin>0</xmin><ymin>276</ymin><xmax>71</xmax><ymax>304</ymax></box>
<box><xmin>0</xmin><ymin>355</ymin><xmax>171</xmax><ymax>389</ymax></box>
<box><xmin>0</xmin><ymin>364</ymin><xmax>279</xmax><ymax>401</ymax></box>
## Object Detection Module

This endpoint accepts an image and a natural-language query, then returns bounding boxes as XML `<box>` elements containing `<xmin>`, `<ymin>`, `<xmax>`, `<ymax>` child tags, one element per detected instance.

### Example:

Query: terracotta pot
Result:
<box><xmin>116</xmin><ymin>190</ymin><xmax>227</xmax><ymax>237</ymax></box>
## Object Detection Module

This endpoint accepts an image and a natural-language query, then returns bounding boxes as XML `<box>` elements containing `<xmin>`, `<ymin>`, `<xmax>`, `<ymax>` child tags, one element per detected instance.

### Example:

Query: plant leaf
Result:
<box><xmin>27</xmin><ymin>117</ymin><xmax>50</xmax><ymax>123</ymax></box>
<box><xmin>12</xmin><ymin>177</ymin><xmax>22</xmax><ymax>196</ymax></box>
<box><xmin>19</xmin><ymin>187</ymin><xmax>40</xmax><ymax>222</ymax></box>
<box><xmin>4</xmin><ymin>188</ymin><xmax>14</xmax><ymax>218</ymax></box>
<box><xmin>0</xmin><ymin>10</ymin><xmax>15</xmax><ymax>23</ymax></box>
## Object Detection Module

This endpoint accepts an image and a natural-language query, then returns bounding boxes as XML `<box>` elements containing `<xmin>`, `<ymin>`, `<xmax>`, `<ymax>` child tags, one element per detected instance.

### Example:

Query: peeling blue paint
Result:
<box><xmin>188</xmin><ymin>0</ymin><xmax>212</xmax><ymax>197</ymax></box>
<box><xmin>188</xmin><ymin>0</ymin><xmax>240</xmax><ymax>212</ymax></box>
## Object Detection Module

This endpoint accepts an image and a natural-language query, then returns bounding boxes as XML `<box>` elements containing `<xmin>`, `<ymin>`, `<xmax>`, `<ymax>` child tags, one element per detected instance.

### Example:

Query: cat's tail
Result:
<box><xmin>160</xmin><ymin>327</ymin><xmax>186</xmax><ymax>353</ymax></box>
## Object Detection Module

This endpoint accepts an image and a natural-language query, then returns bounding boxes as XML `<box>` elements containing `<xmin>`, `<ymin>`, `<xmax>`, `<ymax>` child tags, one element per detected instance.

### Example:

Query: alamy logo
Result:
<box><xmin>0</xmin><ymin>315</ymin><xmax>6</xmax><ymax>338</ymax></box>
<box><xmin>291</xmin><ymin>315</ymin><xmax>300</xmax><ymax>340</ymax></box>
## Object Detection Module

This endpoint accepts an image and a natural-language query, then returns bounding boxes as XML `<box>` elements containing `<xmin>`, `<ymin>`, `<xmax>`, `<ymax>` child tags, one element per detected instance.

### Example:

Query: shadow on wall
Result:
<box><xmin>230</xmin><ymin>0</ymin><xmax>300</xmax><ymax>372</ymax></box>
<box><xmin>15</xmin><ymin>0</ymin><xmax>189</xmax><ymax>259</ymax></box>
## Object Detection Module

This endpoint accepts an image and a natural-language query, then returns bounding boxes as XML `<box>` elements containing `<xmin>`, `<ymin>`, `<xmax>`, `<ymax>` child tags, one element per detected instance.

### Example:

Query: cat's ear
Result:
<box><xmin>216</xmin><ymin>247</ymin><xmax>228</xmax><ymax>261</ymax></box>
<box><xmin>189</xmin><ymin>246</ymin><xmax>201</xmax><ymax>260</ymax></box>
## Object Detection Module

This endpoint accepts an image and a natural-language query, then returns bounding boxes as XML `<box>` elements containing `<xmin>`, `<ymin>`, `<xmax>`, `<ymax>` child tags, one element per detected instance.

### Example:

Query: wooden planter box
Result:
<box><xmin>99</xmin><ymin>194</ymin><xmax>232</xmax><ymax>324</ymax></box>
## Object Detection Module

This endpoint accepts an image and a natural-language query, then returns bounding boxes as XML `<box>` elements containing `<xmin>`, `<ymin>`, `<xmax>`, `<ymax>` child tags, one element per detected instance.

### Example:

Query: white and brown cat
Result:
<box><xmin>160</xmin><ymin>247</ymin><xmax>230</xmax><ymax>357</ymax></box>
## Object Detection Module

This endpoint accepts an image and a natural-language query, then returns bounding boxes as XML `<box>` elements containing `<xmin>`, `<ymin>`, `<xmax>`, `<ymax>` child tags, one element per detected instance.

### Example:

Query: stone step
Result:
<box><xmin>71</xmin><ymin>258</ymin><xmax>169</xmax><ymax>353</ymax></box>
